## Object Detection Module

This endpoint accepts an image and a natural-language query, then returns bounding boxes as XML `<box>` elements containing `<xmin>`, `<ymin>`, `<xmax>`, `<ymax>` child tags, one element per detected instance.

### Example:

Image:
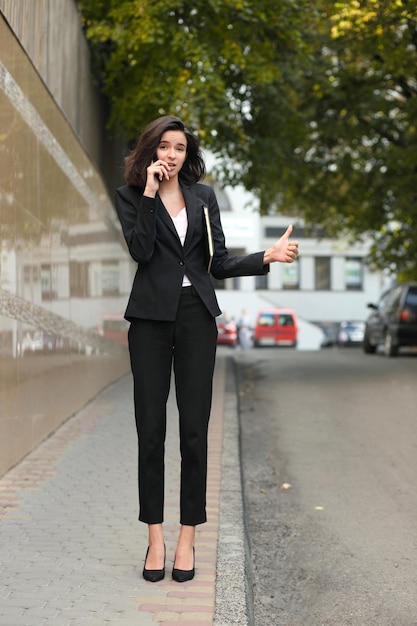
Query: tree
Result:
<box><xmin>77</xmin><ymin>0</ymin><xmax>304</xmax><ymax>143</ymax></box>
<box><xmin>280</xmin><ymin>0</ymin><xmax>417</xmax><ymax>280</ymax></box>
<box><xmin>77</xmin><ymin>0</ymin><xmax>417</xmax><ymax>279</ymax></box>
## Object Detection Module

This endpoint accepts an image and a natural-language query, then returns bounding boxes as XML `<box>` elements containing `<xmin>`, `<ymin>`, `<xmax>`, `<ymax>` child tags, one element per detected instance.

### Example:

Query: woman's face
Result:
<box><xmin>156</xmin><ymin>130</ymin><xmax>188</xmax><ymax>178</ymax></box>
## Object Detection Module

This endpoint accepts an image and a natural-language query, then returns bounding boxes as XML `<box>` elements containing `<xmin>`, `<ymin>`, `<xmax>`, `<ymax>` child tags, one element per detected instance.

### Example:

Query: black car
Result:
<box><xmin>363</xmin><ymin>283</ymin><xmax>417</xmax><ymax>356</ymax></box>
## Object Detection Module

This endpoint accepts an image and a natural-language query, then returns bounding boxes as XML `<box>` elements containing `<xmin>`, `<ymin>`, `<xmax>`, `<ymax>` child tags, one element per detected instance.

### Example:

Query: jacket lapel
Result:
<box><xmin>182</xmin><ymin>184</ymin><xmax>198</xmax><ymax>249</ymax></box>
<box><xmin>157</xmin><ymin>184</ymin><xmax>202</xmax><ymax>250</ymax></box>
<box><xmin>156</xmin><ymin>195</ymin><xmax>178</xmax><ymax>236</ymax></box>
<box><xmin>157</xmin><ymin>195</ymin><xmax>189</xmax><ymax>255</ymax></box>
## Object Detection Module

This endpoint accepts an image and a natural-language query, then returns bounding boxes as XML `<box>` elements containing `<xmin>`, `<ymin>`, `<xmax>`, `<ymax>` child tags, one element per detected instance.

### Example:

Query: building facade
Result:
<box><xmin>208</xmin><ymin>173</ymin><xmax>385</xmax><ymax>331</ymax></box>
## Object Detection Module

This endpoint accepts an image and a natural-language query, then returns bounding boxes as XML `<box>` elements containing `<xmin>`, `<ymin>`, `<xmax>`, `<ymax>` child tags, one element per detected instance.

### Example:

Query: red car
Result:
<box><xmin>253</xmin><ymin>308</ymin><xmax>298</xmax><ymax>347</ymax></box>
<box><xmin>216</xmin><ymin>315</ymin><xmax>238</xmax><ymax>346</ymax></box>
<box><xmin>98</xmin><ymin>314</ymin><xmax>129</xmax><ymax>346</ymax></box>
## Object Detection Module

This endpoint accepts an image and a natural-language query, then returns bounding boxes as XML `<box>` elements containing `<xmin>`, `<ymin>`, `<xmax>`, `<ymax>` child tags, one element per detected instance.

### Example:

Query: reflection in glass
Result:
<box><xmin>0</xmin><ymin>15</ymin><xmax>132</xmax><ymax>476</ymax></box>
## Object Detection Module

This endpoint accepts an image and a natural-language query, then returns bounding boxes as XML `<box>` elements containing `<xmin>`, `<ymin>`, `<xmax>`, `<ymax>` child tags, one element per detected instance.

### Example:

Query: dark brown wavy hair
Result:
<box><xmin>124</xmin><ymin>116</ymin><xmax>206</xmax><ymax>188</ymax></box>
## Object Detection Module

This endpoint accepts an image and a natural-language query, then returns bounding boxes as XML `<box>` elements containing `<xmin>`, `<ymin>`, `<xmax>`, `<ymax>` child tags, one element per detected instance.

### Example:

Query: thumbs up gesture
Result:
<box><xmin>263</xmin><ymin>224</ymin><xmax>299</xmax><ymax>264</ymax></box>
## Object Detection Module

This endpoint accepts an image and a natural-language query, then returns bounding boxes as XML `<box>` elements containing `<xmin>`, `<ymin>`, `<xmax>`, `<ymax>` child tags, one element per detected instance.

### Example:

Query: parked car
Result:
<box><xmin>363</xmin><ymin>283</ymin><xmax>417</xmax><ymax>356</ymax></box>
<box><xmin>97</xmin><ymin>314</ymin><xmax>129</xmax><ymax>345</ymax></box>
<box><xmin>337</xmin><ymin>320</ymin><xmax>365</xmax><ymax>347</ymax></box>
<box><xmin>216</xmin><ymin>315</ymin><xmax>238</xmax><ymax>347</ymax></box>
<box><xmin>21</xmin><ymin>330</ymin><xmax>57</xmax><ymax>354</ymax></box>
<box><xmin>253</xmin><ymin>308</ymin><xmax>298</xmax><ymax>347</ymax></box>
<box><xmin>319</xmin><ymin>322</ymin><xmax>339</xmax><ymax>348</ymax></box>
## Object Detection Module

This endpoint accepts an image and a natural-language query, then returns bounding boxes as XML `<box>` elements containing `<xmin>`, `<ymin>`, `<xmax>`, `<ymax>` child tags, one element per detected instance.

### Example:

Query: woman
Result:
<box><xmin>115</xmin><ymin>115</ymin><xmax>298</xmax><ymax>583</ymax></box>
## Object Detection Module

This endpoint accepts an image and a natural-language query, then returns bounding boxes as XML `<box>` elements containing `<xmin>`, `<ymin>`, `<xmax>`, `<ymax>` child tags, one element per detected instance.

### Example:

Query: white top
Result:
<box><xmin>171</xmin><ymin>208</ymin><xmax>191</xmax><ymax>287</ymax></box>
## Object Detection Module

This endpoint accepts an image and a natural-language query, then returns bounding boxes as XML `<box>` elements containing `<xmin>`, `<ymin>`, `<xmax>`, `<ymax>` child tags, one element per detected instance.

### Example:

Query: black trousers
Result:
<box><xmin>128</xmin><ymin>287</ymin><xmax>218</xmax><ymax>526</ymax></box>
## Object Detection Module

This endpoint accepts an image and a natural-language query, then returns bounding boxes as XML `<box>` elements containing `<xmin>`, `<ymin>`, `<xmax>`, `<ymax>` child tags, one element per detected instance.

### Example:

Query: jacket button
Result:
<box><xmin>179</xmin><ymin>261</ymin><xmax>184</xmax><ymax>266</ymax></box>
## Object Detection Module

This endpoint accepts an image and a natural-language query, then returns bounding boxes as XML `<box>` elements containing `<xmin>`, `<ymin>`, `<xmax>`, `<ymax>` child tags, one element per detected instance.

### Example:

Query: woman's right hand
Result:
<box><xmin>143</xmin><ymin>160</ymin><xmax>169</xmax><ymax>197</ymax></box>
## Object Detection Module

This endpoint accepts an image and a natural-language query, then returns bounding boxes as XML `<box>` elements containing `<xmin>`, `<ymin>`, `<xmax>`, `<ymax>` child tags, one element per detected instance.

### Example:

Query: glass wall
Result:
<box><xmin>0</xmin><ymin>14</ymin><xmax>132</xmax><ymax>476</ymax></box>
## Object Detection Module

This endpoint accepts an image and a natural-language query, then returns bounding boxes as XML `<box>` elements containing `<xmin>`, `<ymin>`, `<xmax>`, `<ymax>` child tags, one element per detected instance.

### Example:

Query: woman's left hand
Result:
<box><xmin>263</xmin><ymin>225</ymin><xmax>299</xmax><ymax>264</ymax></box>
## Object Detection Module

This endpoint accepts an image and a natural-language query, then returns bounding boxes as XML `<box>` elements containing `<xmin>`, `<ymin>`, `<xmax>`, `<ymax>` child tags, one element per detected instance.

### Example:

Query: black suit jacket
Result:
<box><xmin>115</xmin><ymin>182</ymin><xmax>269</xmax><ymax>321</ymax></box>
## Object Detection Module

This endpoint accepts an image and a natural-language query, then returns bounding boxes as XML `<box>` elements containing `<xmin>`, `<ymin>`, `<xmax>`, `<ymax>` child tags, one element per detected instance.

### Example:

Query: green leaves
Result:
<box><xmin>78</xmin><ymin>0</ymin><xmax>417</xmax><ymax>278</ymax></box>
<box><xmin>78</xmin><ymin>0</ymin><xmax>297</xmax><ymax>135</ymax></box>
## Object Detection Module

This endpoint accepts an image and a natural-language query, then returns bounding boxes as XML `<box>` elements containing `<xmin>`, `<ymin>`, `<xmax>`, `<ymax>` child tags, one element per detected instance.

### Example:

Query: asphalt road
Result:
<box><xmin>233</xmin><ymin>347</ymin><xmax>417</xmax><ymax>626</ymax></box>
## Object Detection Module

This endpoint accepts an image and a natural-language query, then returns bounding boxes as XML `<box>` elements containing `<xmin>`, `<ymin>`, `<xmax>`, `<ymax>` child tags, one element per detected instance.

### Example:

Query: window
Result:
<box><xmin>23</xmin><ymin>265</ymin><xmax>40</xmax><ymax>282</ymax></box>
<box><xmin>345</xmin><ymin>257</ymin><xmax>363</xmax><ymax>290</ymax></box>
<box><xmin>382</xmin><ymin>286</ymin><xmax>402</xmax><ymax>312</ymax></box>
<box><xmin>283</xmin><ymin>261</ymin><xmax>299</xmax><ymax>289</ymax></box>
<box><xmin>70</xmin><ymin>261</ymin><xmax>89</xmax><ymax>297</ymax></box>
<box><xmin>405</xmin><ymin>286</ymin><xmax>417</xmax><ymax>307</ymax></box>
<box><xmin>278</xmin><ymin>313</ymin><xmax>294</xmax><ymax>326</ymax></box>
<box><xmin>258</xmin><ymin>312</ymin><xmax>275</xmax><ymax>327</ymax></box>
<box><xmin>41</xmin><ymin>264</ymin><xmax>57</xmax><ymax>300</ymax></box>
<box><xmin>102</xmin><ymin>261</ymin><xmax>120</xmax><ymax>295</ymax></box>
<box><xmin>315</xmin><ymin>257</ymin><xmax>331</xmax><ymax>290</ymax></box>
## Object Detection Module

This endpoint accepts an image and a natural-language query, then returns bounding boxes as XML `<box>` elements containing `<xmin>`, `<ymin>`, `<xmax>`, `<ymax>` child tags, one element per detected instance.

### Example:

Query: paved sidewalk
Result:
<box><xmin>0</xmin><ymin>354</ymin><xmax>250</xmax><ymax>626</ymax></box>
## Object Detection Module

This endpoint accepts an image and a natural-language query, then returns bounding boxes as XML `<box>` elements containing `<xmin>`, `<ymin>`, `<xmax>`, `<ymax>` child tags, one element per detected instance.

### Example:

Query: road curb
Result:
<box><xmin>213</xmin><ymin>355</ymin><xmax>254</xmax><ymax>626</ymax></box>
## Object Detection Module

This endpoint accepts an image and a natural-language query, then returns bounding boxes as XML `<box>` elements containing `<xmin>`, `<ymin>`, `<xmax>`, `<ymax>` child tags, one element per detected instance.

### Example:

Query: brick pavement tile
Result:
<box><xmin>0</xmin><ymin>606</ymin><xmax>25</xmax><ymax>619</ymax></box>
<box><xmin>6</xmin><ymin>591</ymin><xmax>59</xmax><ymax>604</ymax></box>
<box><xmin>139</xmin><ymin>602</ymin><xmax>213</xmax><ymax>613</ymax></box>
<box><xmin>154</xmin><ymin>612</ymin><xmax>182</xmax><ymax>622</ymax></box>
<box><xmin>171</xmin><ymin>578</ymin><xmax>214</xmax><ymax>596</ymax></box>
<box><xmin>167</xmin><ymin>590</ymin><xmax>215</xmax><ymax>599</ymax></box>
<box><xmin>67</xmin><ymin>621</ymin><xmax>145</xmax><ymax>626</ymax></box>
<box><xmin>4</xmin><ymin>617</ymin><xmax>50</xmax><ymax>626</ymax></box>
<box><xmin>181</xmin><ymin>597</ymin><xmax>214</xmax><ymax>606</ymax></box>
<box><xmin>160</xmin><ymin>615</ymin><xmax>213</xmax><ymax>626</ymax></box>
<box><xmin>179</xmin><ymin>612</ymin><xmax>213</xmax><ymax>620</ymax></box>
<box><xmin>22</xmin><ymin>605</ymin><xmax>60</xmax><ymax>618</ymax></box>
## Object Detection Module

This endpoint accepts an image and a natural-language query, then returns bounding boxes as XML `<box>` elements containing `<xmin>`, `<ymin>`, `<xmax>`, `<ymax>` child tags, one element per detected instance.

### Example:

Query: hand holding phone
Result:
<box><xmin>143</xmin><ymin>160</ymin><xmax>169</xmax><ymax>197</ymax></box>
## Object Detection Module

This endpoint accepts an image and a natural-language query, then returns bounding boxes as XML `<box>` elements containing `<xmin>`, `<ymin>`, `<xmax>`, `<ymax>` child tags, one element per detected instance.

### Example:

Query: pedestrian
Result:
<box><xmin>238</xmin><ymin>308</ymin><xmax>252</xmax><ymax>350</ymax></box>
<box><xmin>115</xmin><ymin>115</ymin><xmax>299</xmax><ymax>583</ymax></box>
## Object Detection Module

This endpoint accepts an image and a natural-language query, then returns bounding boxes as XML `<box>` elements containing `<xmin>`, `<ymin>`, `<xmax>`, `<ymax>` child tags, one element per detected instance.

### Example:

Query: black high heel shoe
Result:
<box><xmin>172</xmin><ymin>547</ymin><xmax>195</xmax><ymax>583</ymax></box>
<box><xmin>142</xmin><ymin>544</ymin><xmax>166</xmax><ymax>582</ymax></box>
